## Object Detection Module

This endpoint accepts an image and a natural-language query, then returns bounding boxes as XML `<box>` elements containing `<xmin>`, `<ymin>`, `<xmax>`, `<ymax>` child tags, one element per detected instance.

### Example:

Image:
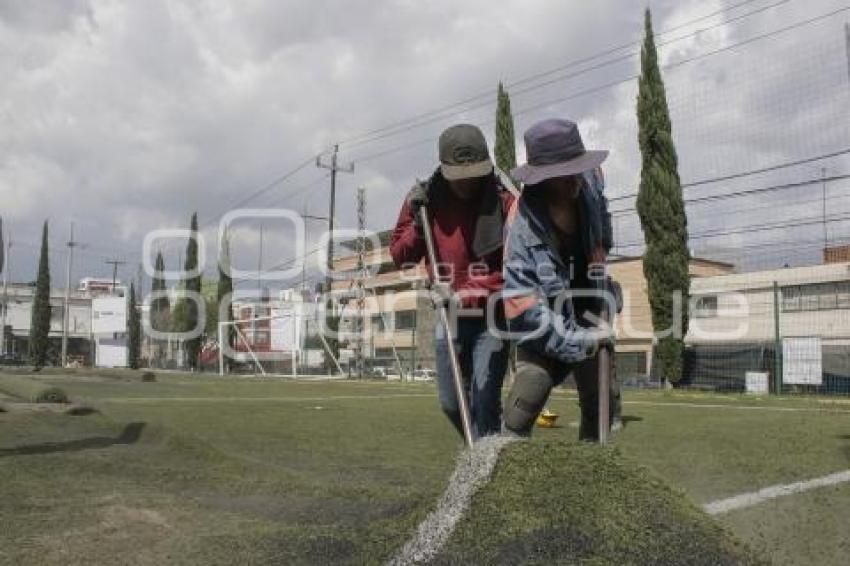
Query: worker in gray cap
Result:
<box><xmin>390</xmin><ymin>124</ymin><xmax>515</xmax><ymax>440</ymax></box>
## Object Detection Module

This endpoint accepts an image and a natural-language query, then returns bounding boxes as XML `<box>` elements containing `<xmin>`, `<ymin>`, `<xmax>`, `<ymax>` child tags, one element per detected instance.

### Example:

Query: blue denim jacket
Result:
<box><xmin>503</xmin><ymin>169</ymin><xmax>612</xmax><ymax>364</ymax></box>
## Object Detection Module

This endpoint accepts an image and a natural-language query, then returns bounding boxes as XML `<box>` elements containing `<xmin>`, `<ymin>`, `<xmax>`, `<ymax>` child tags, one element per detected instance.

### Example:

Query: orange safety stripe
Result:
<box><xmin>504</xmin><ymin>294</ymin><xmax>537</xmax><ymax>320</ymax></box>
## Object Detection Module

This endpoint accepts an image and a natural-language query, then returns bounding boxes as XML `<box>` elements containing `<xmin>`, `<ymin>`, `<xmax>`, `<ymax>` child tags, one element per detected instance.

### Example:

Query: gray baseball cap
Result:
<box><xmin>438</xmin><ymin>124</ymin><xmax>494</xmax><ymax>180</ymax></box>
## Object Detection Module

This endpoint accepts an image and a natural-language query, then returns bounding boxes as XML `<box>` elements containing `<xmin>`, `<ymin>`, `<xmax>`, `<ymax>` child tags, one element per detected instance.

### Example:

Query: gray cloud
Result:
<box><xmin>1</xmin><ymin>0</ymin><xmax>848</xmax><ymax>289</ymax></box>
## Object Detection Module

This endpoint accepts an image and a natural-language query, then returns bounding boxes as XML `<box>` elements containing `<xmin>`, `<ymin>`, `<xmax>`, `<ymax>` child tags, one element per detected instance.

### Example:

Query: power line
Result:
<box><xmin>610</xmin><ymin>147</ymin><xmax>850</xmax><ymax>204</ymax></box>
<box><xmin>351</xmin><ymin>5</ymin><xmax>849</xmax><ymax>164</ymax></box>
<box><xmin>258</xmin><ymin>173</ymin><xmax>331</xmax><ymax>209</ymax></box>
<box><xmin>610</xmin><ymin>172</ymin><xmax>850</xmax><ymax>217</ymax></box>
<box><xmin>617</xmin><ymin>210</ymin><xmax>850</xmax><ymax>250</ymax></box>
<box><xmin>339</xmin><ymin>0</ymin><xmax>782</xmax><ymax>149</ymax></box>
<box><xmin>201</xmin><ymin>153</ymin><xmax>322</xmax><ymax>229</ymax></box>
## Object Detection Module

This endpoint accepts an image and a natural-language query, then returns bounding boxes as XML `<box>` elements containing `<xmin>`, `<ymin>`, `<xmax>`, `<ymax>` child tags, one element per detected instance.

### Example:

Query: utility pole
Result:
<box><xmin>821</xmin><ymin>167</ymin><xmax>828</xmax><ymax>254</ymax></box>
<box><xmin>105</xmin><ymin>259</ymin><xmax>126</xmax><ymax>295</ymax></box>
<box><xmin>61</xmin><ymin>222</ymin><xmax>81</xmax><ymax>367</ymax></box>
<box><xmin>316</xmin><ymin>144</ymin><xmax>353</xmax><ymax>374</ymax></box>
<box><xmin>0</xmin><ymin>222</ymin><xmax>9</xmax><ymax>357</ymax></box>
<box><xmin>257</xmin><ymin>224</ymin><xmax>264</xmax><ymax>295</ymax></box>
<box><xmin>316</xmin><ymin>144</ymin><xmax>354</xmax><ymax>295</ymax></box>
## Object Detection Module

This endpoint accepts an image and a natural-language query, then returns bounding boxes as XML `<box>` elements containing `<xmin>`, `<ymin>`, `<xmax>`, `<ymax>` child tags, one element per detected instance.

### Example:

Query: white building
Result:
<box><xmin>688</xmin><ymin>262</ymin><xmax>850</xmax><ymax>345</ymax></box>
<box><xmin>686</xmin><ymin>262</ymin><xmax>850</xmax><ymax>392</ymax></box>
<box><xmin>1</xmin><ymin>283</ymin><xmax>93</xmax><ymax>364</ymax></box>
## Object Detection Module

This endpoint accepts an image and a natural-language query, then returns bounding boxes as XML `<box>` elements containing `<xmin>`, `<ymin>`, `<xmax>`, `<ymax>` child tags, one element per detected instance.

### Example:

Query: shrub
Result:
<box><xmin>35</xmin><ymin>386</ymin><xmax>68</xmax><ymax>404</ymax></box>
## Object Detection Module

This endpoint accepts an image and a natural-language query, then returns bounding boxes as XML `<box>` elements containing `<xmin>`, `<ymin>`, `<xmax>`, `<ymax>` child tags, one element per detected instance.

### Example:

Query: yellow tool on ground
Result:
<box><xmin>536</xmin><ymin>408</ymin><xmax>559</xmax><ymax>428</ymax></box>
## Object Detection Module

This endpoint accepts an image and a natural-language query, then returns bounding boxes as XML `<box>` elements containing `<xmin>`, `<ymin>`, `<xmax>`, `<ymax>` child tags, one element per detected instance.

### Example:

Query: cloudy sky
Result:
<box><xmin>1</xmin><ymin>0</ymin><xmax>849</xmax><ymax>294</ymax></box>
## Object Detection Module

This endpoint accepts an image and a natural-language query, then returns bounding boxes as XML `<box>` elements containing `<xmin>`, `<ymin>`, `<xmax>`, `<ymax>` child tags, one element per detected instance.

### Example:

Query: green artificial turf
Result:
<box><xmin>0</xmin><ymin>373</ymin><xmax>847</xmax><ymax>564</ymax></box>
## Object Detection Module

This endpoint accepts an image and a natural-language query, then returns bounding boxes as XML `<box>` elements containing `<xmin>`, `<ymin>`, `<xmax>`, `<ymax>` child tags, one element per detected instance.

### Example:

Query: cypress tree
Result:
<box><xmin>636</xmin><ymin>9</ymin><xmax>690</xmax><ymax>384</ymax></box>
<box><xmin>128</xmin><ymin>282</ymin><xmax>141</xmax><ymax>369</ymax></box>
<box><xmin>150</xmin><ymin>251</ymin><xmax>170</xmax><ymax>366</ymax></box>
<box><xmin>151</xmin><ymin>251</ymin><xmax>170</xmax><ymax>331</ymax></box>
<box><xmin>29</xmin><ymin>221</ymin><xmax>51</xmax><ymax>369</ymax></box>
<box><xmin>182</xmin><ymin>213</ymin><xmax>202</xmax><ymax>370</ymax></box>
<box><xmin>494</xmin><ymin>81</ymin><xmax>517</xmax><ymax>174</ymax></box>
<box><xmin>217</xmin><ymin>228</ymin><xmax>234</xmax><ymax>371</ymax></box>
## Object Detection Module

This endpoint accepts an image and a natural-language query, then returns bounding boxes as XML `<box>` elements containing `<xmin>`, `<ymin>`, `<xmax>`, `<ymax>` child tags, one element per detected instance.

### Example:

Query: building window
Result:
<box><xmin>395</xmin><ymin>310</ymin><xmax>416</xmax><ymax>330</ymax></box>
<box><xmin>50</xmin><ymin>306</ymin><xmax>63</xmax><ymax>326</ymax></box>
<box><xmin>837</xmin><ymin>282</ymin><xmax>850</xmax><ymax>308</ymax></box>
<box><xmin>372</xmin><ymin>314</ymin><xmax>387</xmax><ymax>332</ymax></box>
<box><xmin>819</xmin><ymin>284</ymin><xmax>837</xmax><ymax>310</ymax></box>
<box><xmin>782</xmin><ymin>281</ymin><xmax>850</xmax><ymax>312</ymax></box>
<box><xmin>694</xmin><ymin>295</ymin><xmax>717</xmax><ymax>318</ymax></box>
<box><xmin>782</xmin><ymin>286</ymin><xmax>801</xmax><ymax>312</ymax></box>
<box><xmin>801</xmin><ymin>286</ymin><xmax>819</xmax><ymax>311</ymax></box>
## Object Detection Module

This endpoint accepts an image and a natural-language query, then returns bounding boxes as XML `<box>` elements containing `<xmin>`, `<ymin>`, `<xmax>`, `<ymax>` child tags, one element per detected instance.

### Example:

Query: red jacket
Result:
<box><xmin>390</xmin><ymin>175</ymin><xmax>515</xmax><ymax>309</ymax></box>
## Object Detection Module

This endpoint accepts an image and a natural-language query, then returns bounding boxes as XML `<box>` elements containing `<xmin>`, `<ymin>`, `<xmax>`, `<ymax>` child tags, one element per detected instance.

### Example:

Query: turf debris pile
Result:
<box><xmin>0</xmin><ymin>375</ymin><xmax>68</xmax><ymax>404</ymax></box>
<box><xmin>432</xmin><ymin>438</ymin><xmax>764</xmax><ymax>565</ymax></box>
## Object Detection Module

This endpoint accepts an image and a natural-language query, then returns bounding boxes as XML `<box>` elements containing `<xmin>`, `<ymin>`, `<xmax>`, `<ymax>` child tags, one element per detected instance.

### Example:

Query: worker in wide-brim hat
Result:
<box><xmin>501</xmin><ymin>118</ymin><xmax>623</xmax><ymax>440</ymax></box>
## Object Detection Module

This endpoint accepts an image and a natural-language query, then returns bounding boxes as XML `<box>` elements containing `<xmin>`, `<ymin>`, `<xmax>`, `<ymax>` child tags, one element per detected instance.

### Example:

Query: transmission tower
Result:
<box><xmin>355</xmin><ymin>187</ymin><xmax>367</xmax><ymax>378</ymax></box>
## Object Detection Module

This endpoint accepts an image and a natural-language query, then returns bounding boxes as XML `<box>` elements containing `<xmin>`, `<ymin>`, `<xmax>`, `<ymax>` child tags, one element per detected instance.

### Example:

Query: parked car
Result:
<box><xmin>373</xmin><ymin>367</ymin><xmax>403</xmax><ymax>381</ymax></box>
<box><xmin>412</xmin><ymin>368</ymin><xmax>437</xmax><ymax>382</ymax></box>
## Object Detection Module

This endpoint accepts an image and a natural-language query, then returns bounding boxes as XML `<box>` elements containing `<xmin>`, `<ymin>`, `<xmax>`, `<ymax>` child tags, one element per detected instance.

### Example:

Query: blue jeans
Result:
<box><xmin>434</xmin><ymin>315</ymin><xmax>509</xmax><ymax>439</ymax></box>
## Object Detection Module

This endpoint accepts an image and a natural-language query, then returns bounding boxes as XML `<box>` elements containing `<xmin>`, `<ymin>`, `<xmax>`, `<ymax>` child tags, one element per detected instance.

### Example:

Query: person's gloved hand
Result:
<box><xmin>407</xmin><ymin>181</ymin><xmax>429</xmax><ymax>227</ymax></box>
<box><xmin>583</xmin><ymin>328</ymin><xmax>615</xmax><ymax>359</ymax></box>
<box><xmin>429</xmin><ymin>280</ymin><xmax>454</xmax><ymax>310</ymax></box>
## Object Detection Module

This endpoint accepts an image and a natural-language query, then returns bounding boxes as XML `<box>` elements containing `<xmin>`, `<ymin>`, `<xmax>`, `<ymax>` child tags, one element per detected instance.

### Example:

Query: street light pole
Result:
<box><xmin>61</xmin><ymin>222</ymin><xmax>80</xmax><ymax>367</ymax></box>
<box><xmin>0</xmin><ymin>224</ymin><xmax>9</xmax><ymax>357</ymax></box>
<box><xmin>821</xmin><ymin>166</ymin><xmax>828</xmax><ymax>253</ymax></box>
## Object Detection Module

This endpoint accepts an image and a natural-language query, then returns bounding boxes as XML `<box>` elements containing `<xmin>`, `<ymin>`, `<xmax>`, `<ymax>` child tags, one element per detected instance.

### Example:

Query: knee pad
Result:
<box><xmin>503</xmin><ymin>364</ymin><xmax>554</xmax><ymax>434</ymax></box>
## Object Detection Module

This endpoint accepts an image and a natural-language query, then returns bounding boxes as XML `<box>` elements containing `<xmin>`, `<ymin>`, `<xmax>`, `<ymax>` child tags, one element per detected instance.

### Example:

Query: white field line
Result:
<box><xmin>704</xmin><ymin>469</ymin><xmax>850</xmax><ymax>515</ymax></box>
<box><xmin>623</xmin><ymin>400</ymin><xmax>850</xmax><ymax>414</ymax></box>
<box><xmin>93</xmin><ymin>393</ymin><xmax>850</xmax><ymax>412</ymax></box>
<box><xmin>98</xmin><ymin>393</ymin><xmax>435</xmax><ymax>403</ymax></box>
<box><xmin>389</xmin><ymin>435</ymin><xmax>517</xmax><ymax>565</ymax></box>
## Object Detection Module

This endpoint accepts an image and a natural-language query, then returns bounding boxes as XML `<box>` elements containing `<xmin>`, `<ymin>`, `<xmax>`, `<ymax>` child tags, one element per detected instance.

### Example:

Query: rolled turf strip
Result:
<box><xmin>0</xmin><ymin>375</ymin><xmax>69</xmax><ymax>404</ymax></box>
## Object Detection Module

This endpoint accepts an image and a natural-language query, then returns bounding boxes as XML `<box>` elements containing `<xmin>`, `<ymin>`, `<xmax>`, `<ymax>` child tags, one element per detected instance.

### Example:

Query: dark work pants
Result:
<box><xmin>504</xmin><ymin>346</ymin><xmax>618</xmax><ymax>441</ymax></box>
<box><xmin>434</xmin><ymin>315</ymin><xmax>509</xmax><ymax>440</ymax></box>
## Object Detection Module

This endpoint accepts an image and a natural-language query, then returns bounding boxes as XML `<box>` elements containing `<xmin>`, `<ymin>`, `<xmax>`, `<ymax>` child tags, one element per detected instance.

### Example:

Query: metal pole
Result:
<box><xmin>316</xmin><ymin>145</ymin><xmax>353</xmax><ymax>371</ymax></box>
<box><xmin>327</xmin><ymin>146</ymin><xmax>337</xmax><ymax>293</ymax></box>
<box><xmin>234</xmin><ymin>323</ymin><xmax>266</xmax><ymax>376</ymax></box>
<box><xmin>821</xmin><ymin>167</ymin><xmax>828</xmax><ymax>253</ymax></box>
<box><xmin>61</xmin><ymin>222</ymin><xmax>76</xmax><ymax>367</ymax></box>
<box><xmin>773</xmin><ymin>281</ymin><xmax>783</xmax><ymax>394</ymax></box>
<box><xmin>218</xmin><ymin>322</ymin><xmax>225</xmax><ymax>376</ymax></box>
<box><xmin>105</xmin><ymin>259</ymin><xmax>125</xmax><ymax>295</ymax></box>
<box><xmin>0</xmin><ymin>226</ymin><xmax>9</xmax><ymax>357</ymax></box>
<box><xmin>419</xmin><ymin>205</ymin><xmax>474</xmax><ymax>447</ymax></box>
<box><xmin>257</xmin><ymin>224</ymin><xmax>264</xmax><ymax>294</ymax></box>
<box><xmin>597</xmin><ymin>275</ymin><xmax>611</xmax><ymax>445</ymax></box>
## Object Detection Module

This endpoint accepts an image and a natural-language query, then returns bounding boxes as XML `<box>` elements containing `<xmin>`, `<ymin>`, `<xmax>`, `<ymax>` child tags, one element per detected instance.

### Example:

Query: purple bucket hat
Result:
<box><xmin>511</xmin><ymin>119</ymin><xmax>608</xmax><ymax>185</ymax></box>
